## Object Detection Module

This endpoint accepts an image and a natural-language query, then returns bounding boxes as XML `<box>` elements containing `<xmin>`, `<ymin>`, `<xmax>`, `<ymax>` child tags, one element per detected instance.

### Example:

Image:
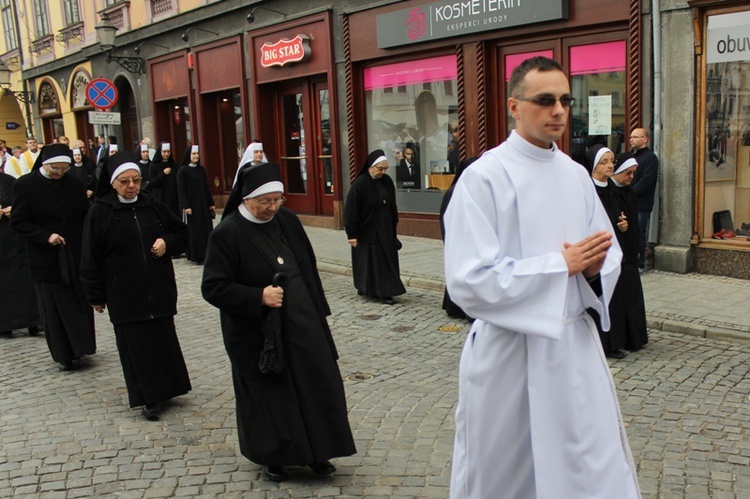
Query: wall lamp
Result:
<box><xmin>181</xmin><ymin>27</ymin><xmax>218</xmax><ymax>42</ymax></box>
<box><xmin>134</xmin><ymin>41</ymin><xmax>168</xmax><ymax>55</ymax></box>
<box><xmin>95</xmin><ymin>13</ymin><xmax>146</xmax><ymax>74</ymax></box>
<box><xmin>247</xmin><ymin>6</ymin><xmax>287</xmax><ymax>23</ymax></box>
<box><xmin>0</xmin><ymin>60</ymin><xmax>34</xmax><ymax>103</ymax></box>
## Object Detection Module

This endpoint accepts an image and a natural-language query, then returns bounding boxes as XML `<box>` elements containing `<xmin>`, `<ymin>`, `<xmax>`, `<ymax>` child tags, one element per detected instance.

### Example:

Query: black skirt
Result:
<box><xmin>113</xmin><ymin>317</ymin><xmax>191</xmax><ymax>407</ymax></box>
<box><xmin>35</xmin><ymin>281</ymin><xmax>95</xmax><ymax>363</ymax></box>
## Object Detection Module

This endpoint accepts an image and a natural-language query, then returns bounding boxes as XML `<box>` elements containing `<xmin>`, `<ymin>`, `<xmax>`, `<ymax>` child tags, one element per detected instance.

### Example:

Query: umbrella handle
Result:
<box><xmin>272</xmin><ymin>272</ymin><xmax>288</xmax><ymax>289</ymax></box>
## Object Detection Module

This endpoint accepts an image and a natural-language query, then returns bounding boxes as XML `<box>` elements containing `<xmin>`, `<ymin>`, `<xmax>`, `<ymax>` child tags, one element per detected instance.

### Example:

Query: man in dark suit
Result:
<box><xmin>396</xmin><ymin>144</ymin><xmax>421</xmax><ymax>189</ymax></box>
<box><xmin>629</xmin><ymin>127</ymin><xmax>659</xmax><ymax>273</ymax></box>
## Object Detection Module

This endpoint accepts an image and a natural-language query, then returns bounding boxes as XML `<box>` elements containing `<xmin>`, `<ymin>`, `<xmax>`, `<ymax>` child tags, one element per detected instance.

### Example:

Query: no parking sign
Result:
<box><xmin>85</xmin><ymin>78</ymin><xmax>118</xmax><ymax>111</ymax></box>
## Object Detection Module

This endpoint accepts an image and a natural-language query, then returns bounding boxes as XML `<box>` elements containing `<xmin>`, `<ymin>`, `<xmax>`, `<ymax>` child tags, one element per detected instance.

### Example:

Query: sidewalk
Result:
<box><xmin>304</xmin><ymin>226</ymin><xmax>750</xmax><ymax>345</ymax></box>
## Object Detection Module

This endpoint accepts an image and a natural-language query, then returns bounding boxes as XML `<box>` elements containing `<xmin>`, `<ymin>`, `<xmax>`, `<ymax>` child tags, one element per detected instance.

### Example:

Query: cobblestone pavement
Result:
<box><xmin>2</xmin><ymin>255</ymin><xmax>750</xmax><ymax>498</ymax></box>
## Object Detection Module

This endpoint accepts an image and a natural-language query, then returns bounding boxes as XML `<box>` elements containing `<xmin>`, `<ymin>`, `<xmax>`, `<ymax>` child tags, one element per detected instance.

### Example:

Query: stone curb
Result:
<box><xmin>317</xmin><ymin>259</ymin><xmax>750</xmax><ymax>346</ymax></box>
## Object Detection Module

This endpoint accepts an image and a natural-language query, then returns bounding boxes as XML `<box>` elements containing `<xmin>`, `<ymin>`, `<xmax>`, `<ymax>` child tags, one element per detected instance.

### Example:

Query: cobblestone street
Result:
<box><xmin>2</xmin><ymin>254</ymin><xmax>750</xmax><ymax>498</ymax></box>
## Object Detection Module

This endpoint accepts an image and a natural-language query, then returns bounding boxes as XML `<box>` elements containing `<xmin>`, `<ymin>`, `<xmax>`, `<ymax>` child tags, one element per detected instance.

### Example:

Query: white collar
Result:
<box><xmin>118</xmin><ymin>195</ymin><xmax>138</xmax><ymax>204</ymax></box>
<box><xmin>239</xmin><ymin>203</ymin><xmax>271</xmax><ymax>224</ymax></box>
<box><xmin>592</xmin><ymin>178</ymin><xmax>608</xmax><ymax>187</ymax></box>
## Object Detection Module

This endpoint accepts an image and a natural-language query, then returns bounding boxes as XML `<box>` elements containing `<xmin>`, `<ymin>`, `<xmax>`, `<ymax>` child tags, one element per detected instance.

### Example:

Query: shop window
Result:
<box><xmin>364</xmin><ymin>54</ymin><xmax>458</xmax><ymax>204</ymax></box>
<box><xmin>569</xmin><ymin>41</ymin><xmax>627</xmax><ymax>168</ymax></box>
<box><xmin>702</xmin><ymin>11</ymin><xmax>750</xmax><ymax>240</ymax></box>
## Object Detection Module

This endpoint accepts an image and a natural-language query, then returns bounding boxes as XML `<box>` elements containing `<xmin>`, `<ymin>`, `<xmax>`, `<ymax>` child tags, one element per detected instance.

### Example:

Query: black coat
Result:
<box><xmin>149</xmin><ymin>159</ymin><xmax>181</xmax><ymax>217</ymax></box>
<box><xmin>202</xmin><ymin>208</ymin><xmax>355</xmax><ymax>465</ymax></box>
<box><xmin>0</xmin><ymin>172</ymin><xmax>39</xmax><ymax>330</ymax></box>
<box><xmin>176</xmin><ymin>164</ymin><xmax>214</xmax><ymax>262</ymax></box>
<box><xmin>632</xmin><ymin>147</ymin><xmax>659</xmax><ymax>213</ymax></box>
<box><xmin>344</xmin><ymin>173</ymin><xmax>398</xmax><ymax>244</ymax></box>
<box><xmin>68</xmin><ymin>157</ymin><xmax>97</xmax><ymax>195</ymax></box>
<box><xmin>11</xmin><ymin>169</ymin><xmax>90</xmax><ymax>282</ymax></box>
<box><xmin>80</xmin><ymin>191</ymin><xmax>188</xmax><ymax>324</ymax></box>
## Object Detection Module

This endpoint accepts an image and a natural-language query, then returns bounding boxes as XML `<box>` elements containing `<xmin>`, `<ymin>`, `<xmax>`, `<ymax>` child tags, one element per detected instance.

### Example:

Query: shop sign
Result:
<box><xmin>377</xmin><ymin>0</ymin><xmax>568</xmax><ymax>49</ymax></box>
<box><xmin>260</xmin><ymin>35</ymin><xmax>311</xmax><ymax>68</ymax></box>
<box><xmin>707</xmin><ymin>11</ymin><xmax>750</xmax><ymax>64</ymax></box>
<box><xmin>5</xmin><ymin>122</ymin><xmax>20</xmax><ymax>130</ymax></box>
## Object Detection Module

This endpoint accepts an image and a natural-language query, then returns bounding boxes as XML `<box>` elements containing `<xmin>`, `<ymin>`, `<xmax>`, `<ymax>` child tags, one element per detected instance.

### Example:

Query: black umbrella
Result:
<box><xmin>258</xmin><ymin>272</ymin><xmax>287</xmax><ymax>374</ymax></box>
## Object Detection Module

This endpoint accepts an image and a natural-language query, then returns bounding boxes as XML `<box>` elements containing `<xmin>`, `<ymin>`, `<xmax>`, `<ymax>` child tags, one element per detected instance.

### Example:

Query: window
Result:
<box><xmin>568</xmin><ymin>41</ymin><xmax>627</xmax><ymax>168</ymax></box>
<box><xmin>1</xmin><ymin>0</ymin><xmax>17</xmax><ymax>50</ymax></box>
<box><xmin>364</xmin><ymin>55</ymin><xmax>459</xmax><ymax>212</ymax></box>
<box><xmin>63</xmin><ymin>0</ymin><xmax>80</xmax><ymax>25</ymax></box>
<box><xmin>702</xmin><ymin>10</ymin><xmax>750</xmax><ymax>240</ymax></box>
<box><xmin>33</xmin><ymin>0</ymin><xmax>50</xmax><ymax>37</ymax></box>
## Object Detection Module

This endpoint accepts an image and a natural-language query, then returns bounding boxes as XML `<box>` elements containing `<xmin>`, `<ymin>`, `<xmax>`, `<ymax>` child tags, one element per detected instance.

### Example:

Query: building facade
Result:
<box><xmin>2</xmin><ymin>0</ymin><xmax>747</xmax><ymax>277</ymax></box>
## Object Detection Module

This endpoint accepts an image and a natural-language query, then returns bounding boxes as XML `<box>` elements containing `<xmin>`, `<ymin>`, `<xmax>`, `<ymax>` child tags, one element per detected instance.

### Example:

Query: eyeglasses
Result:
<box><xmin>515</xmin><ymin>95</ymin><xmax>575</xmax><ymax>108</ymax></box>
<box><xmin>373</xmin><ymin>166</ymin><xmax>389</xmax><ymax>172</ymax></box>
<box><xmin>116</xmin><ymin>177</ymin><xmax>143</xmax><ymax>186</ymax></box>
<box><xmin>47</xmin><ymin>165</ymin><xmax>71</xmax><ymax>173</ymax></box>
<box><xmin>253</xmin><ymin>196</ymin><xmax>286</xmax><ymax>207</ymax></box>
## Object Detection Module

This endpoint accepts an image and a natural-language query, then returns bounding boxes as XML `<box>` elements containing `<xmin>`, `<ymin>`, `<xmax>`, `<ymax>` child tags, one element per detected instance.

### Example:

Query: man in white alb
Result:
<box><xmin>444</xmin><ymin>56</ymin><xmax>640</xmax><ymax>499</ymax></box>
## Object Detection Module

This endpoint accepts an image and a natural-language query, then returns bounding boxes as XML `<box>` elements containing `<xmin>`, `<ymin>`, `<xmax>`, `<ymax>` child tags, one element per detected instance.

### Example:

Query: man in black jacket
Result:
<box><xmin>629</xmin><ymin>127</ymin><xmax>659</xmax><ymax>273</ymax></box>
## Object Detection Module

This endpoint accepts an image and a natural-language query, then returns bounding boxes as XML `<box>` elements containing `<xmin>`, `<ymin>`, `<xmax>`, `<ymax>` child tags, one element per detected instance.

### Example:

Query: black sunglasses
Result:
<box><xmin>515</xmin><ymin>95</ymin><xmax>576</xmax><ymax>108</ymax></box>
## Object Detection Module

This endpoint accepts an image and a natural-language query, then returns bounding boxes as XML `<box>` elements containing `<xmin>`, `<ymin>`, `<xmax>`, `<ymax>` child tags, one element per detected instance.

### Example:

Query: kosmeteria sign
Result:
<box><xmin>376</xmin><ymin>0</ymin><xmax>568</xmax><ymax>49</ymax></box>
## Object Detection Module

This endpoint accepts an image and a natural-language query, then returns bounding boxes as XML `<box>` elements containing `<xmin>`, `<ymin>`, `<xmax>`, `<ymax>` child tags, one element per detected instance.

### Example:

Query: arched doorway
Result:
<box><xmin>70</xmin><ymin>69</ymin><xmax>94</xmax><ymax>150</ymax></box>
<box><xmin>115</xmin><ymin>77</ymin><xmax>139</xmax><ymax>152</ymax></box>
<box><xmin>38</xmin><ymin>80</ymin><xmax>64</xmax><ymax>143</ymax></box>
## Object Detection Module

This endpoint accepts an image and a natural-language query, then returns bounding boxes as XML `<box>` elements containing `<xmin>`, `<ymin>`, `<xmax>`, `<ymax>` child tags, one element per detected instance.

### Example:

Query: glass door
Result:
<box><xmin>276</xmin><ymin>79</ymin><xmax>333</xmax><ymax>215</ymax></box>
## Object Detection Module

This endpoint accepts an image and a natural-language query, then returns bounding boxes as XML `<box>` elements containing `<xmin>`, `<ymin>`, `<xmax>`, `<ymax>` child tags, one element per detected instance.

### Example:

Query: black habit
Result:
<box><xmin>80</xmin><ymin>190</ymin><xmax>191</xmax><ymax>407</ymax></box>
<box><xmin>438</xmin><ymin>158</ymin><xmax>477</xmax><ymax>319</ymax></box>
<box><xmin>148</xmin><ymin>144</ymin><xmax>181</xmax><ymax>218</ymax></box>
<box><xmin>344</xmin><ymin>157</ymin><xmax>406</xmax><ymax>299</ymax></box>
<box><xmin>0</xmin><ymin>172</ymin><xmax>40</xmax><ymax>332</ymax></box>
<box><xmin>201</xmin><ymin>208</ymin><xmax>356</xmax><ymax>466</ymax></box>
<box><xmin>68</xmin><ymin>156</ymin><xmax>97</xmax><ymax>197</ymax></box>
<box><xmin>10</xmin><ymin>168</ymin><xmax>95</xmax><ymax>363</ymax></box>
<box><xmin>177</xmin><ymin>162</ymin><xmax>214</xmax><ymax>263</ymax></box>
<box><xmin>610</xmin><ymin>183</ymin><xmax>649</xmax><ymax>351</ymax></box>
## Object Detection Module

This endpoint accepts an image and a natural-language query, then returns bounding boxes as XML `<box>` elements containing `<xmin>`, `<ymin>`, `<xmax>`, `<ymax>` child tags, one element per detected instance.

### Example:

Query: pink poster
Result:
<box><xmin>364</xmin><ymin>55</ymin><xmax>457</xmax><ymax>91</ymax></box>
<box><xmin>570</xmin><ymin>41</ymin><xmax>626</xmax><ymax>75</ymax></box>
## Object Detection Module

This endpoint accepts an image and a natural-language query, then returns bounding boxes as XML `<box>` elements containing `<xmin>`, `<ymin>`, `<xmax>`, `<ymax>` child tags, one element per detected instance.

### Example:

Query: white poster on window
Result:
<box><xmin>707</xmin><ymin>11</ymin><xmax>750</xmax><ymax>64</ymax></box>
<box><xmin>588</xmin><ymin>95</ymin><xmax>612</xmax><ymax>136</ymax></box>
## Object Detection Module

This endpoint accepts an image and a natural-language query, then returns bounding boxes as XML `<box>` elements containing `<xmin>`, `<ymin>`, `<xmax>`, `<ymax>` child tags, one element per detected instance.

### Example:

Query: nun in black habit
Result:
<box><xmin>438</xmin><ymin>157</ymin><xmax>477</xmax><ymax>319</ymax></box>
<box><xmin>0</xmin><ymin>165</ymin><xmax>41</xmax><ymax>337</ymax></box>
<box><xmin>80</xmin><ymin>152</ymin><xmax>191</xmax><ymax>420</ymax></box>
<box><xmin>176</xmin><ymin>145</ymin><xmax>215</xmax><ymax>264</ymax></box>
<box><xmin>609</xmin><ymin>152</ymin><xmax>649</xmax><ymax>352</ymax></box>
<box><xmin>344</xmin><ymin>149</ymin><xmax>406</xmax><ymax>305</ymax></box>
<box><xmin>148</xmin><ymin>142</ymin><xmax>181</xmax><ymax>218</ymax></box>
<box><xmin>69</xmin><ymin>147</ymin><xmax>97</xmax><ymax>201</ymax></box>
<box><xmin>201</xmin><ymin>162</ymin><xmax>356</xmax><ymax>482</ymax></box>
<box><xmin>10</xmin><ymin>143</ymin><xmax>96</xmax><ymax>370</ymax></box>
<box><xmin>586</xmin><ymin>144</ymin><xmax>629</xmax><ymax>359</ymax></box>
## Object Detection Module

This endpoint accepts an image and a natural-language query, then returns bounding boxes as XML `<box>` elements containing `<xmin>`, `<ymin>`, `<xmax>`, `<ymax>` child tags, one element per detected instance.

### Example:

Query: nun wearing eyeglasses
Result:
<box><xmin>10</xmin><ymin>143</ymin><xmax>96</xmax><ymax>371</ymax></box>
<box><xmin>201</xmin><ymin>162</ymin><xmax>356</xmax><ymax>482</ymax></box>
<box><xmin>177</xmin><ymin>145</ymin><xmax>215</xmax><ymax>264</ymax></box>
<box><xmin>80</xmin><ymin>152</ymin><xmax>191</xmax><ymax>421</ymax></box>
<box><xmin>344</xmin><ymin>149</ymin><xmax>406</xmax><ymax>305</ymax></box>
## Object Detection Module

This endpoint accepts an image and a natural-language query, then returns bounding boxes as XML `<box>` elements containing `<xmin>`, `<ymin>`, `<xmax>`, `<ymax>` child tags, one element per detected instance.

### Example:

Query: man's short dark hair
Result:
<box><xmin>108</xmin><ymin>135</ymin><xmax>117</xmax><ymax>144</ymax></box>
<box><xmin>508</xmin><ymin>56</ymin><xmax>565</xmax><ymax>97</ymax></box>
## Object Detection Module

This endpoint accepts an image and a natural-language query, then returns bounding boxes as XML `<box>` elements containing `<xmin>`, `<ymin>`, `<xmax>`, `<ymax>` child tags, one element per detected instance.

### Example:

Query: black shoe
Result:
<box><xmin>381</xmin><ymin>297</ymin><xmax>396</xmax><ymax>305</ymax></box>
<box><xmin>28</xmin><ymin>326</ymin><xmax>40</xmax><ymax>336</ymax></box>
<box><xmin>605</xmin><ymin>350</ymin><xmax>627</xmax><ymax>359</ymax></box>
<box><xmin>142</xmin><ymin>403</ymin><xmax>160</xmax><ymax>421</ymax></box>
<box><xmin>309</xmin><ymin>461</ymin><xmax>336</xmax><ymax>476</ymax></box>
<box><xmin>263</xmin><ymin>465</ymin><xmax>288</xmax><ymax>482</ymax></box>
<box><xmin>58</xmin><ymin>361</ymin><xmax>74</xmax><ymax>371</ymax></box>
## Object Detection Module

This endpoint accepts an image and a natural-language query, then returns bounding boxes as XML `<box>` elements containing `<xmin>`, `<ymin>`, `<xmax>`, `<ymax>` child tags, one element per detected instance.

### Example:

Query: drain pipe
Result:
<box><xmin>649</xmin><ymin>0</ymin><xmax>662</xmax><ymax>251</ymax></box>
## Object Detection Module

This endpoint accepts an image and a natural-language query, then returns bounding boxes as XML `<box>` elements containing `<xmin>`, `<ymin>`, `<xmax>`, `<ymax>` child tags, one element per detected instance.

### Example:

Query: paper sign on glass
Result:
<box><xmin>588</xmin><ymin>95</ymin><xmax>612</xmax><ymax>136</ymax></box>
